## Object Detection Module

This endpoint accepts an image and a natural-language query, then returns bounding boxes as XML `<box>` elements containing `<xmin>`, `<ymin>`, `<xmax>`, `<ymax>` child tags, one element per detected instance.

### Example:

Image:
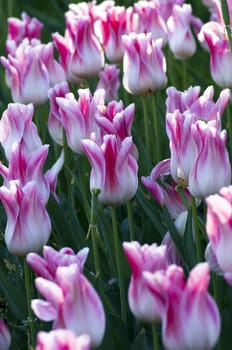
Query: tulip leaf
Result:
<box><xmin>131</xmin><ymin>328</ymin><xmax>148</xmax><ymax>350</ymax></box>
<box><xmin>183</xmin><ymin>208</ymin><xmax>197</xmax><ymax>270</ymax></box>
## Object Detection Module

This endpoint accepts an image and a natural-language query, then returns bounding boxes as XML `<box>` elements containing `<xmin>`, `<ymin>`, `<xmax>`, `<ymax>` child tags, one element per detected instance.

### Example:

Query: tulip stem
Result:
<box><xmin>151</xmin><ymin>93</ymin><xmax>161</xmax><ymax>164</ymax></box>
<box><xmin>88</xmin><ymin>188</ymin><xmax>101</xmax><ymax>278</ymax></box>
<box><xmin>152</xmin><ymin>323</ymin><xmax>159</xmax><ymax>350</ymax></box>
<box><xmin>24</xmin><ymin>259</ymin><xmax>35</xmax><ymax>349</ymax></box>
<box><xmin>127</xmin><ymin>201</ymin><xmax>134</xmax><ymax>241</ymax></box>
<box><xmin>111</xmin><ymin>206</ymin><xmax>127</xmax><ymax>323</ymax></box>
<box><xmin>191</xmin><ymin>196</ymin><xmax>203</xmax><ymax>262</ymax></box>
<box><xmin>142</xmin><ymin>95</ymin><xmax>151</xmax><ymax>160</ymax></box>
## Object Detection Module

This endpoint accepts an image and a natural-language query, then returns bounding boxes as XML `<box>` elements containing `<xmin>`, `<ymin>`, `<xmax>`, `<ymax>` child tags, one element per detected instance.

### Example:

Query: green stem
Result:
<box><xmin>142</xmin><ymin>95</ymin><xmax>151</xmax><ymax>158</ymax></box>
<box><xmin>24</xmin><ymin>260</ymin><xmax>35</xmax><ymax>349</ymax></box>
<box><xmin>88</xmin><ymin>188</ymin><xmax>101</xmax><ymax>278</ymax></box>
<box><xmin>182</xmin><ymin>59</ymin><xmax>187</xmax><ymax>90</ymax></box>
<box><xmin>191</xmin><ymin>196</ymin><xmax>203</xmax><ymax>262</ymax></box>
<box><xmin>77</xmin><ymin>155</ymin><xmax>91</xmax><ymax>220</ymax></box>
<box><xmin>111</xmin><ymin>206</ymin><xmax>127</xmax><ymax>323</ymax></box>
<box><xmin>151</xmin><ymin>93</ymin><xmax>161</xmax><ymax>164</ymax></box>
<box><xmin>152</xmin><ymin>323</ymin><xmax>159</xmax><ymax>350</ymax></box>
<box><xmin>126</xmin><ymin>201</ymin><xmax>134</xmax><ymax>241</ymax></box>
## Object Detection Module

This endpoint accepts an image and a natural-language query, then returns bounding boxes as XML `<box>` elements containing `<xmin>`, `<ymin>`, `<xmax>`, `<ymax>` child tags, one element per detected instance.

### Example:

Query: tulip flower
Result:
<box><xmin>32</xmin><ymin>263</ymin><xmax>105</xmax><ymax>348</ymax></box>
<box><xmin>36</xmin><ymin>330</ymin><xmax>91</xmax><ymax>350</ymax></box>
<box><xmin>167</xmin><ymin>4</ymin><xmax>197</xmax><ymax>59</ymax></box>
<box><xmin>0</xmin><ymin>103</ymin><xmax>42</xmax><ymax>160</ymax></box>
<box><xmin>144</xmin><ymin>263</ymin><xmax>221</xmax><ymax>350</ymax></box>
<box><xmin>141</xmin><ymin>158</ymin><xmax>192</xmax><ymax>219</ymax></box>
<box><xmin>123</xmin><ymin>241</ymin><xmax>168</xmax><ymax>322</ymax></box>
<box><xmin>188</xmin><ymin>121</ymin><xmax>231</xmax><ymax>199</ymax></box>
<box><xmin>53</xmin><ymin>15</ymin><xmax>104</xmax><ymax>82</ymax></box>
<box><xmin>96</xmin><ymin>64</ymin><xmax>120</xmax><ymax>102</ymax></box>
<box><xmin>56</xmin><ymin>88</ymin><xmax>103</xmax><ymax>153</ymax></box>
<box><xmin>1</xmin><ymin>39</ymin><xmax>65</xmax><ymax>105</ymax></box>
<box><xmin>206</xmin><ymin>186</ymin><xmax>232</xmax><ymax>283</ymax></box>
<box><xmin>0</xmin><ymin>320</ymin><xmax>11</xmax><ymax>350</ymax></box>
<box><xmin>0</xmin><ymin>180</ymin><xmax>51</xmax><ymax>256</ymax></box>
<box><xmin>48</xmin><ymin>82</ymin><xmax>70</xmax><ymax>145</ymax></box>
<box><xmin>157</xmin><ymin>0</ymin><xmax>184</xmax><ymax>21</ymax></box>
<box><xmin>122</xmin><ymin>32</ymin><xmax>167</xmax><ymax>95</ymax></box>
<box><xmin>127</xmin><ymin>1</ymin><xmax>167</xmax><ymax>43</ymax></box>
<box><xmin>94</xmin><ymin>6</ymin><xmax>127</xmax><ymax>63</ymax></box>
<box><xmin>82</xmin><ymin>135</ymin><xmax>138</xmax><ymax>206</ymax></box>
<box><xmin>6</xmin><ymin>11</ymin><xmax>43</xmax><ymax>55</ymax></box>
<box><xmin>27</xmin><ymin>245</ymin><xmax>89</xmax><ymax>281</ymax></box>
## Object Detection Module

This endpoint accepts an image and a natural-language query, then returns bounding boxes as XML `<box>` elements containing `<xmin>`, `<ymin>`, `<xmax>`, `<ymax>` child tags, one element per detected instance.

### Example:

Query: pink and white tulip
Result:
<box><xmin>167</xmin><ymin>4</ymin><xmax>197</xmax><ymax>59</ymax></box>
<box><xmin>32</xmin><ymin>263</ymin><xmax>105</xmax><ymax>348</ymax></box>
<box><xmin>36</xmin><ymin>330</ymin><xmax>91</xmax><ymax>350</ymax></box>
<box><xmin>144</xmin><ymin>263</ymin><xmax>221</xmax><ymax>350</ymax></box>
<box><xmin>0</xmin><ymin>180</ymin><xmax>51</xmax><ymax>256</ymax></box>
<box><xmin>6</xmin><ymin>12</ymin><xmax>43</xmax><ymax>55</ymax></box>
<box><xmin>82</xmin><ymin>135</ymin><xmax>138</xmax><ymax>206</ymax></box>
<box><xmin>123</xmin><ymin>241</ymin><xmax>168</xmax><ymax>322</ymax></box>
<box><xmin>122</xmin><ymin>32</ymin><xmax>167</xmax><ymax>95</ymax></box>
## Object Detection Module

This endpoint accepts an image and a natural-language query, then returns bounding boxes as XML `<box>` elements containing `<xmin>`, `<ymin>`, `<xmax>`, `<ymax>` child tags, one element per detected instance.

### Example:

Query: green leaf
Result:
<box><xmin>131</xmin><ymin>328</ymin><xmax>148</xmax><ymax>350</ymax></box>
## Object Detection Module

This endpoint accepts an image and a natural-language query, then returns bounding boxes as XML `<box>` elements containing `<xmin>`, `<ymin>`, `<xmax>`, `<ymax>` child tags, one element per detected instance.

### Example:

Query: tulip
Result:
<box><xmin>122</xmin><ymin>32</ymin><xmax>167</xmax><ymax>95</ymax></box>
<box><xmin>27</xmin><ymin>245</ymin><xmax>89</xmax><ymax>281</ymax></box>
<box><xmin>36</xmin><ymin>330</ymin><xmax>91</xmax><ymax>350</ymax></box>
<box><xmin>96</xmin><ymin>64</ymin><xmax>120</xmax><ymax>102</ymax></box>
<box><xmin>0</xmin><ymin>103</ymin><xmax>42</xmax><ymax>160</ymax></box>
<box><xmin>82</xmin><ymin>135</ymin><xmax>138</xmax><ymax>206</ymax></box>
<box><xmin>206</xmin><ymin>185</ymin><xmax>232</xmax><ymax>275</ymax></box>
<box><xmin>0</xmin><ymin>180</ymin><xmax>51</xmax><ymax>255</ymax></box>
<box><xmin>188</xmin><ymin>121</ymin><xmax>231</xmax><ymax>199</ymax></box>
<box><xmin>32</xmin><ymin>263</ymin><xmax>106</xmax><ymax>348</ymax></box>
<box><xmin>6</xmin><ymin>11</ymin><xmax>43</xmax><ymax>55</ymax></box>
<box><xmin>48</xmin><ymin>82</ymin><xmax>70</xmax><ymax>145</ymax></box>
<box><xmin>1</xmin><ymin>39</ymin><xmax>65</xmax><ymax>105</ymax></box>
<box><xmin>0</xmin><ymin>320</ymin><xmax>11</xmax><ymax>350</ymax></box>
<box><xmin>141</xmin><ymin>158</ymin><xmax>192</xmax><ymax>219</ymax></box>
<box><xmin>94</xmin><ymin>6</ymin><xmax>127</xmax><ymax>63</ymax></box>
<box><xmin>56</xmin><ymin>88</ymin><xmax>103</xmax><ymax>154</ymax></box>
<box><xmin>144</xmin><ymin>263</ymin><xmax>221</xmax><ymax>350</ymax></box>
<box><xmin>123</xmin><ymin>241</ymin><xmax>168</xmax><ymax>322</ymax></box>
<box><xmin>156</xmin><ymin>0</ymin><xmax>184</xmax><ymax>21</ymax></box>
<box><xmin>167</xmin><ymin>4</ymin><xmax>196</xmax><ymax>59</ymax></box>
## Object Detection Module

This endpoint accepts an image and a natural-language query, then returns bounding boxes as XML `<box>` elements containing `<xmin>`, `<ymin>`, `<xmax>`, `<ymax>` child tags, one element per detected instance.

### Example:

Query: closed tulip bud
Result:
<box><xmin>36</xmin><ymin>330</ymin><xmax>91</xmax><ymax>350</ymax></box>
<box><xmin>0</xmin><ymin>180</ymin><xmax>51</xmax><ymax>255</ymax></box>
<box><xmin>167</xmin><ymin>4</ymin><xmax>196</xmax><ymax>59</ymax></box>
<box><xmin>0</xmin><ymin>320</ymin><xmax>11</xmax><ymax>350</ymax></box>
<box><xmin>96</xmin><ymin>64</ymin><xmax>120</xmax><ymax>102</ymax></box>
<box><xmin>123</xmin><ymin>241</ymin><xmax>168</xmax><ymax>322</ymax></box>
<box><xmin>82</xmin><ymin>135</ymin><xmax>138</xmax><ymax>206</ymax></box>
<box><xmin>122</xmin><ymin>32</ymin><xmax>167</xmax><ymax>95</ymax></box>
<box><xmin>188</xmin><ymin>121</ymin><xmax>231</xmax><ymax>199</ymax></box>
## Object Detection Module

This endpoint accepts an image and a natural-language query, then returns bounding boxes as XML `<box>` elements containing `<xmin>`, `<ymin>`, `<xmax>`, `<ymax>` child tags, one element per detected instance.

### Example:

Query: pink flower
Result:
<box><xmin>144</xmin><ymin>263</ymin><xmax>221</xmax><ymax>350</ymax></box>
<box><xmin>206</xmin><ymin>185</ymin><xmax>232</xmax><ymax>282</ymax></box>
<box><xmin>127</xmin><ymin>1</ymin><xmax>167</xmax><ymax>43</ymax></box>
<box><xmin>122</xmin><ymin>32</ymin><xmax>167</xmax><ymax>95</ymax></box>
<box><xmin>0</xmin><ymin>180</ymin><xmax>51</xmax><ymax>256</ymax></box>
<box><xmin>53</xmin><ymin>15</ymin><xmax>104</xmax><ymax>81</ymax></box>
<box><xmin>27</xmin><ymin>245</ymin><xmax>89</xmax><ymax>281</ymax></box>
<box><xmin>1</xmin><ymin>40</ymin><xmax>65</xmax><ymax>105</ymax></box>
<box><xmin>48</xmin><ymin>82</ymin><xmax>70</xmax><ymax>145</ymax></box>
<box><xmin>36</xmin><ymin>330</ymin><xmax>91</xmax><ymax>350</ymax></box>
<box><xmin>141</xmin><ymin>158</ymin><xmax>191</xmax><ymax>219</ymax></box>
<box><xmin>0</xmin><ymin>320</ymin><xmax>11</xmax><ymax>350</ymax></box>
<box><xmin>156</xmin><ymin>0</ymin><xmax>184</xmax><ymax>21</ymax></box>
<box><xmin>6</xmin><ymin>12</ymin><xmax>43</xmax><ymax>55</ymax></box>
<box><xmin>188</xmin><ymin>121</ymin><xmax>231</xmax><ymax>199</ymax></box>
<box><xmin>96</xmin><ymin>64</ymin><xmax>120</xmax><ymax>102</ymax></box>
<box><xmin>123</xmin><ymin>241</ymin><xmax>168</xmax><ymax>322</ymax></box>
<box><xmin>167</xmin><ymin>4</ymin><xmax>197</xmax><ymax>59</ymax></box>
<box><xmin>95</xmin><ymin>6</ymin><xmax>127</xmax><ymax>63</ymax></box>
<box><xmin>56</xmin><ymin>88</ymin><xmax>103</xmax><ymax>153</ymax></box>
<box><xmin>82</xmin><ymin>135</ymin><xmax>138</xmax><ymax>206</ymax></box>
<box><xmin>32</xmin><ymin>263</ymin><xmax>105</xmax><ymax>348</ymax></box>
<box><xmin>0</xmin><ymin>103</ymin><xmax>42</xmax><ymax>160</ymax></box>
